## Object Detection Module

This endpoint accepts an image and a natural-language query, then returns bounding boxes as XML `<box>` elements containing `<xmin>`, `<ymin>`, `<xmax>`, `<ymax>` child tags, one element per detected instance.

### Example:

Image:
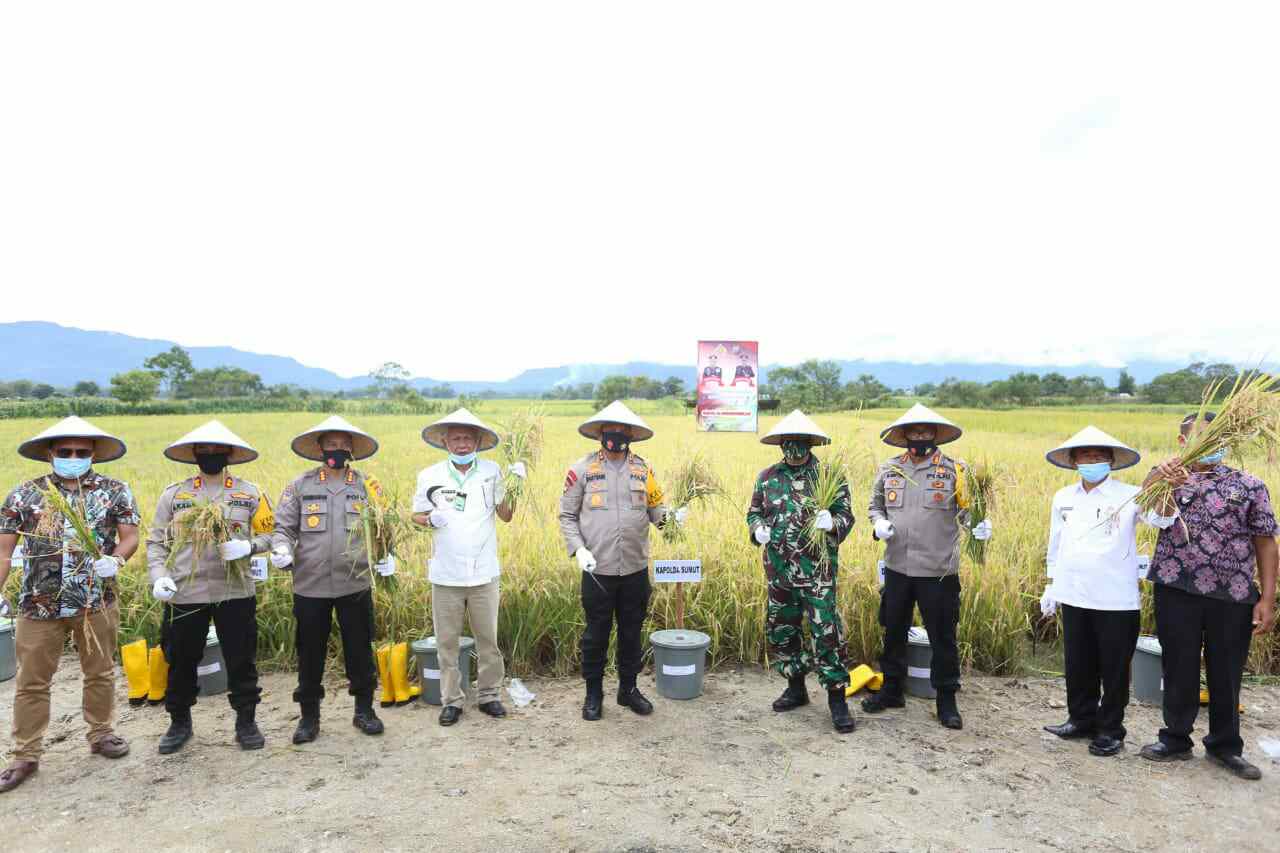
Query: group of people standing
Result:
<box><xmin>0</xmin><ymin>399</ymin><xmax>1275</xmax><ymax>795</ymax></box>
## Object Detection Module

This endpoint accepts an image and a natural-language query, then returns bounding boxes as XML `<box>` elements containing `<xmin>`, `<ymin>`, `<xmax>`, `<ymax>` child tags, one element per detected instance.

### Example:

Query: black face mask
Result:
<box><xmin>906</xmin><ymin>440</ymin><xmax>936</xmax><ymax>458</ymax></box>
<box><xmin>195</xmin><ymin>452</ymin><xmax>229</xmax><ymax>476</ymax></box>
<box><xmin>324</xmin><ymin>449</ymin><xmax>352</xmax><ymax>470</ymax></box>
<box><xmin>601</xmin><ymin>431</ymin><xmax>631</xmax><ymax>454</ymax></box>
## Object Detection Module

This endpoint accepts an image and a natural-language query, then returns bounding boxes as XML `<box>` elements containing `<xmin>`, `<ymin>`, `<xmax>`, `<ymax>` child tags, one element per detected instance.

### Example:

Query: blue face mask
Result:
<box><xmin>52</xmin><ymin>457</ymin><xmax>92</xmax><ymax>479</ymax></box>
<box><xmin>1198</xmin><ymin>448</ymin><xmax>1227</xmax><ymax>465</ymax></box>
<box><xmin>449</xmin><ymin>451</ymin><xmax>478</xmax><ymax>466</ymax></box>
<box><xmin>1076</xmin><ymin>461</ymin><xmax>1111</xmax><ymax>484</ymax></box>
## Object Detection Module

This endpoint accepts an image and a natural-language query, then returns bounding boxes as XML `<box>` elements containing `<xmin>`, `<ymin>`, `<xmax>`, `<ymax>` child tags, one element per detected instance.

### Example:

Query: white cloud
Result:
<box><xmin>1</xmin><ymin>2</ymin><xmax>1275</xmax><ymax>380</ymax></box>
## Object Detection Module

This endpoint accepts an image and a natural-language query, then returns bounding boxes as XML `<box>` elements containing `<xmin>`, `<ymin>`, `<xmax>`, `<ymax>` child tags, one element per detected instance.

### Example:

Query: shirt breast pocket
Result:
<box><xmin>586</xmin><ymin>486</ymin><xmax>609</xmax><ymax>511</ymax></box>
<box><xmin>223</xmin><ymin>503</ymin><xmax>253</xmax><ymax>537</ymax></box>
<box><xmin>883</xmin><ymin>484</ymin><xmax>905</xmax><ymax>510</ymax></box>
<box><xmin>923</xmin><ymin>482</ymin><xmax>955</xmax><ymax>511</ymax></box>
<box><xmin>302</xmin><ymin>504</ymin><xmax>329</xmax><ymax>534</ymax></box>
<box><xmin>482</xmin><ymin>478</ymin><xmax>497</xmax><ymax>510</ymax></box>
<box><xmin>630</xmin><ymin>481</ymin><xmax>648</xmax><ymax>510</ymax></box>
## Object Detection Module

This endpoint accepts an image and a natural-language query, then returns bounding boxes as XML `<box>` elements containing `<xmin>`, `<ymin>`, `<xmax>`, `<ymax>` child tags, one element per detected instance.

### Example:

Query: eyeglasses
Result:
<box><xmin>53</xmin><ymin>448</ymin><xmax>93</xmax><ymax>459</ymax></box>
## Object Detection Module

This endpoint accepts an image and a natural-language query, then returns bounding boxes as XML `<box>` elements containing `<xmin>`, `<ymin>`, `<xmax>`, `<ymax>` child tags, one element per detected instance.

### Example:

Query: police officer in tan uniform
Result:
<box><xmin>559</xmin><ymin>401</ymin><xmax>677</xmax><ymax>721</ymax></box>
<box><xmin>146</xmin><ymin>421</ymin><xmax>274</xmax><ymax>754</ymax></box>
<box><xmin>863</xmin><ymin>404</ymin><xmax>992</xmax><ymax>730</ymax></box>
<box><xmin>272</xmin><ymin>416</ymin><xmax>392</xmax><ymax>744</ymax></box>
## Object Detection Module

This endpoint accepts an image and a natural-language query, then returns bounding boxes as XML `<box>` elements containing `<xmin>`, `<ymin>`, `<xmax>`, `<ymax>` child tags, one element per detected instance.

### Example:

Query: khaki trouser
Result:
<box><xmin>431</xmin><ymin>580</ymin><xmax>503</xmax><ymax>708</ymax></box>
<box><xmin>11</xmin><ymin>603</ymin><xmax>119</xmax><ymax>761</ymax></box>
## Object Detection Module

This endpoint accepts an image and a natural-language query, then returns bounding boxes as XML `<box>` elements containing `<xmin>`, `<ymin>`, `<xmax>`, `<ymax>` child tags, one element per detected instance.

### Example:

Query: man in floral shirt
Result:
<box><xmin>1140</xmin><ymin>412</ymin><xmax>1278</xmax><ymax>781</ymax></box>
<box><xmin>0</xmin><ymin>417</ymin><xmax>140</xmax><ymax>794</ymax></box>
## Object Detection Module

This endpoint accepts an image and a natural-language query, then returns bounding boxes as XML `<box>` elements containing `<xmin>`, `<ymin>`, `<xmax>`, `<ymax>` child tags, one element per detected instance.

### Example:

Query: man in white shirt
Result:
<box><xmin>1041</xmin><ymin>426</ymin><xmax>1176</xmax><ymax>756</ymax></box>
<box><xmin>412</xmin><ymin>409</ymin><xmax>525</xmax><ymax>727</ymax></box>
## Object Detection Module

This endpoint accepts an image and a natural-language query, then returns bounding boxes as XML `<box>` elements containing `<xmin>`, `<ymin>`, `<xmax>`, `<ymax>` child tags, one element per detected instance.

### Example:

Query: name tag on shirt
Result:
<box><xmin>453</xmin><ymin>492</ymin><xmax>467</xmax><ymax>512</ymax></box>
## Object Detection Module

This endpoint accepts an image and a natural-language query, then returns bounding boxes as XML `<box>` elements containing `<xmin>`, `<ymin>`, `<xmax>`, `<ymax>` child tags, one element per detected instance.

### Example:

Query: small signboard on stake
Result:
<box><xmin>653</xmin><ymin>560</ymin><xmax>702</xmax><ymax>584</ymax></box>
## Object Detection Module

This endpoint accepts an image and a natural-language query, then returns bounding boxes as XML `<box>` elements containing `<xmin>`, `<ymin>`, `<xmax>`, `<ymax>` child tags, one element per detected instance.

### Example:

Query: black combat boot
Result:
<box><xmin>936</xmin><ymin>689</ymin><xmax>963</xmax><ymax>730</ymax></box>
<box><xmin>293</xmin><ymin>702</ymin><xmax>320</xmax><ymax>744</ymax></box>
<box><xmin>616</xmin><ymin>678</ymin><xmax>654</xmax><ymax>716</ymax></box>
<box><xmin>582</xmin><ymin>678</ymin><xmax>604</xmax><ymax>721</ymax></box>
<box><xmin>157</xmin><ymin>709</ymin><xmax>193</xmax><ymax>755</ymax></box>
<box><xmin>828</xmin><ymin>688</ymin><xmax>856</xmax><ymax>734</ymax></box>
<box><xmin>772</xmin><ymin>674</ymin><xmax>810</xmax><ymax>712</ymax></box>
<box><xmin>352</xmin><ymin>695</ymin><xmax>385</xmax><ymax>736</ymax></box>
<box><xmin>861</xmin><ymin>680</ymin><xmax>905</xmax><ymax>713</ymax></box>
<box><xmin>234</xmin><ymin>707</ymin><xmax>266</xmax><ymax>750</ymax></box>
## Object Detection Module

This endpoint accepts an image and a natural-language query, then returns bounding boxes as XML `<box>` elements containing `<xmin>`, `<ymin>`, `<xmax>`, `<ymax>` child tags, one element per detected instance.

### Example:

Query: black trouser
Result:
<box><xmin>878</xmin><ymin>570</ymin><xmax>961</xmax><ymax>693</ymax></box>
<box><xmin>162</xmin><ymin>597</ymin><xmax>261</xmax><ymax>714</ymax></box>
<box><xmin>292</xmin><ymin>590</ymin><xmax>377</xmax><ymax>704</ymax></box>
<box><xmin>1060</xmin><ymin>604</ymin><xmax>1140</xmax><ymax>739</ymax></box>
<box><xmin>580</xmin><ymin>570</ymin><xmax>650</xmax><ymax>683</ymax></box>
<box><xmin>1154</xmin><ymin>583</ymin><xmax>1254</xmax><ymax>756</ymax></box>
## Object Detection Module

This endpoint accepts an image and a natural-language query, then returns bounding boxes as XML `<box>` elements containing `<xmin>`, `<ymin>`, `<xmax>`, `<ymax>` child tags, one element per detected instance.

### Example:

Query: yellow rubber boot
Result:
<box><xmin>868</xmin><ymin>672</ymin><xmax>884</xmax><ymax>691</ymax></box>
<box><xmin>845</xmin><ymin>664</ymin><xmax>877</xmax><ymax>698</ymax></box>
<box><xmin>120</xmin><ymin>639</ymin><xmax>150</xmax><ymax>707</ymax></box>
<box><xmin>147</xmin><ymin>646</ymin><xmax>169</xmax><ymax>705</ymax></box>
<box><xmin>377</xmin><ymin>645</ymin><xmax>395</xmax><ymax>708</ymax></box>
<box><xmin>390</xmin><ymin>641</ymin><xmax>412</xmax><ymax>705</ymax></box>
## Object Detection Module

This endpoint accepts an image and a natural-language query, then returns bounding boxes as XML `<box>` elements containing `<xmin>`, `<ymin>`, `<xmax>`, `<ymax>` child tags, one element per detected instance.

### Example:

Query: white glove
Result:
<box><xmin>972</xmin><ymin>519</ymin><xmax>993</xmax><ymax>541</ymax></box>
<box><xmin>673</xmin><ymin>507</ymin><xmax>689</xmax><ymax>526</ymax></box>
<box><xmin>753</xmin><ymin>525</ymin><xmax>770</xmax><ymax>545</ymax></box>
<box><xmin>1039</xmin><ymin>588</ymin><xmax>1057</xmax><ymax>618</ymax></box>
<box><xmin>815</xmin><ymin>510</ymin><xmax>834</xmax><ymax>531</ymax></box>
<box><xmin>152</xmin><ymin>577</ymin><xmax>178</xmax><ymax>601</ymax></box>
<box><xmin>92</xmin><ymin>555</ymin><xmax>123</xmax><ymax>578</ymax></box>
<box><xmin>375</xmin><ymin>555</ymin><xmax>397</xmax><ymax>577</ymax></box>
<box><xmin>576</xmin><ymin>548</ymin><xmax>597</xmax><ymax>572</ymax></box>
<box><xmin>508</xmin><ymin>462</ymin><xmax>527</xmax><ymax>479</ymax></box>
<box><xmin>874</xmin><ymin>519</ymin><xmax>895</xmax><ymax>540</ymax></box>
<box><xmin>220</xmin><ymin>539</ymin><xmax>252</xmax><ymax>561</ymax></box>
<box><xmin>270</xmin><ymin>544</ymin><xmax>294</xmax><ymax>570</ymax></box>
<box><xmin>429</xmin><ymin>509</ymin><xmax>451</xmax><ymax>529</ymax></box>
<box><xmin>0</xmin><ymin>597</ymin><xmax>11</xmax><ymax>618</ymax></box>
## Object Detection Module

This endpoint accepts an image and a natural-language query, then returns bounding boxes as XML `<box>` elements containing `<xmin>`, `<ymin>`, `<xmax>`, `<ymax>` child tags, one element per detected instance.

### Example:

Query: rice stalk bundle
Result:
<box><xmin>960</xmin><ymin>458</ymin><xmax>1003</xmax><ymax>566</ymax></box>
<box><xmin>167</xmin><ymin>500</ymin><xmax>250</xmax><ymax>580</ymax></box>
<box><xmin>801</xmin><ymin>447</ymin><xmax>852</xmax><ymax>569</ymax></box>
<box><xmin>499</xmin><ymin>407</ymin><xmax>546</xmax><ymax>510</ymax></box>
<box><xmin>38</xmin><ymin>483</ymin><xmax>108</xmax><ymax>655</ymax></box>
<box><xmin>661</xmin><ymin>451</ymin><xmax>728</xmax><ymax>542</ymax></box>
<box><xmin>1135</xmin><ymin>371</ymin><xmax>1280</xmax><ymax>516</ymax></box>
<box><xmin>348</xmin><ymin>488</ymin><xmax>417</xmax><ymax>576</ymax></box>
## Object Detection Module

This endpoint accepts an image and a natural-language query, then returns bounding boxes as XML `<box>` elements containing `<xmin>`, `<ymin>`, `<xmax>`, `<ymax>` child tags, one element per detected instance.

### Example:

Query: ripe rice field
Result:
<box><xmin>2</xmin><ymin>403</ymin><xmax>1278</xmax><ymax>677</ymax></box>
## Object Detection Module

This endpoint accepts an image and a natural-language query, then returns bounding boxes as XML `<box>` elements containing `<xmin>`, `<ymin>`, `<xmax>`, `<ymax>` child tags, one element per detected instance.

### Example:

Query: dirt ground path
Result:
<box><xmin>1</xmin><ymin>660</ymin><xmax>1276</xmax><ymax>852</ymax></box>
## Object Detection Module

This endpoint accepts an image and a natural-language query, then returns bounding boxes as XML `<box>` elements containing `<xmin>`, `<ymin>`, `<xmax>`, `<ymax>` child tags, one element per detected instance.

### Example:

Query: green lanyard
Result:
<box><xmin>448</xmin><ymin>461</ymin><xmax>477</xmax><ymax>511</ymax></box>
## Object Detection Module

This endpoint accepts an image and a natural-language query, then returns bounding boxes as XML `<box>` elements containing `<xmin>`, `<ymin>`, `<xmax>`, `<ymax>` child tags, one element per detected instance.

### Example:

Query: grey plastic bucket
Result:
<box><xmin>1132</xmin><ymin>636</ymin><xmax>1163</xmax><ymax>705</ymax></box>
<box><xmin>412</xmin><ymin>636</ymin><xmax>475</xmax><ymax>705</ymax></box>
<box><xmin>906</xmin><ymin>626</ymin><xmax>935</xmax><ymax>699</ymax></box>
<box><xmin>197</xmin><ymin>628</ymin><xmax>228</xmax><ymax>697</ymax></box>
<box><xmin>0</xmin><ymin>618</ymin><xmax>15</xmax><ymax>683</ymax></box>
<box><xmin>650</xmin><ymin>629</ymin><xmax>711</xmax><ymax>700</ymax></box>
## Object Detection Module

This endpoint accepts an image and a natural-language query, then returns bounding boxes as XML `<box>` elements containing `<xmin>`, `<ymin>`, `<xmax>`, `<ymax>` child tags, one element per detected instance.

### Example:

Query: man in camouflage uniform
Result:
<box><xmin>864</xmin><ymin>404</ymin><xmax>991</xmax><ymax>730</ymax></box>
<box><xmin>272</xmin><ymin>416</ymin><xmax>391</xmax><ymax>744</ymax></box>
<box><xmin>747</xmin><ymin>410</ymin><xmax>856</xmax><ymax>733</ymax></box>
<box><xmin>0</xmin><ymin>417</ymin><xmax>139</xmax><ymax>794</ymax></box>
<box><xmin>147</xmin><ymin>420</ymin><xmax>274</xmax><ymax>754</ymax></box>
<box><xmin>560</xmin><ymin>401</ymin><xmax>681</xmax><ymax>721</ymax></box>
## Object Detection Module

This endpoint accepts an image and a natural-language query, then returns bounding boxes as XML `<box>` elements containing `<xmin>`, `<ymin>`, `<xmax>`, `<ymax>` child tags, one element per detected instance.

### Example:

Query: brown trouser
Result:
<box><xmin>10</xmin><ymin>604</ymin><xmax>119</xmax><ymax>761</ymax></box>
<box><xmin>431</xmin><ymin>580</ymin><xmax>504</xmax><ymax>708</ymax></box>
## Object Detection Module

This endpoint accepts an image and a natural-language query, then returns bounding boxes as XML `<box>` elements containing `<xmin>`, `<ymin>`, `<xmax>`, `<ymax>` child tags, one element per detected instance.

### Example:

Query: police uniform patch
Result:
<box><xmin>590</xmin><ymin>494</ymin><xmax>603</xmax><ymax>508</ymax></box>
<box><xmin>887</xmin><ymin>491</ymin><xmax>898</xmax><ymax>502</ymax></box>
<box><xmin>933</xmin><ymin>492</ymin><xmax>945</xmax><ymax>503</ymax></box>
<box><xmin>306</xmin><ymin>503</ymin><xmax>320</xmax><ymax>513</ymax></box>
<box><xmin>564</xmin><ymin>469</ymin><xmax>578</xmax><ymax>491</ymax></box>
<box><xmin>307</xmin><ymin>515</ymin><xmax>320</xmax><ymax>528</ymax></box>
<box><xmin>175</xmin><ymin>492</ymin><xmax>194</xmax><ymax>501</ymax></box>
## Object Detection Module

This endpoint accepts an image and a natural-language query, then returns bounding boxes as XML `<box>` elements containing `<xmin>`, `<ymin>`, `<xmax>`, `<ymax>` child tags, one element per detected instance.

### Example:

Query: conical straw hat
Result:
<box><xmin>880</xmin><ymin>403</ymin><xmax>962</xmax><ymax>447</ymax></box>
<box><xmin>1046</xmin><ymin>425</ymin><xmax>1141</xmax><ymax>471</ymax></box>
<box><xmin>291</xmin><ymin>415</ymin><xmax>379</xmax><ymax>462</ymax></box>
<box><xmin>761</xmin><ymin>410</ymin><xmax>831</xmax><ymax>446</ymax></box>
<box><xmin>164</xmin><ymin>420</ymin><xmax>259</xmax><ymax>465</ymax></box>
<box><xmin>422</xmin><ymin>408</ymin><xmax>500</xmax><ymax>451</ymax></box>
<box><xmin>18</xmin><ymin>416</ymin><xmax>127</xmax><ymax>463</ymax></box>
<box><xmin>578</xmin><ymin>401</ymin><xmax>654</xmax><ymax>442</ymax></box>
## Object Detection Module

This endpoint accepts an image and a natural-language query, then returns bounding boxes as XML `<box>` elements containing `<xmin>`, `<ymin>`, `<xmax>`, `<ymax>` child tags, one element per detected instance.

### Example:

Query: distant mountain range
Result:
<box><xmin>0</xmin><ymin>321</ymin><xmax>1236</xmax><ymax>394</ymax></box>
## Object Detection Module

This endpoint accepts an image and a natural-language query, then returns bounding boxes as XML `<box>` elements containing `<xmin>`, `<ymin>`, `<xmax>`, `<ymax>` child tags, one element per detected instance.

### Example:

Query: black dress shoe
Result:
<box><xmin>1088</xmin><ymin>735</ymin><xmax>1124</xmax><ymax>756</ymax></box>
<box><xmin>1208</xmin><ymin>752</ymin><xmax>1262</xmax><ymax>780</ymax></box>
<box><xmin>861</xmin><ymin>691</ymin><xmax>905</xmax><ymax>714</ymax></box>
<box><xmin>617</xmin><ymin>686</ymin><xmax>654</xmax><ymax>716</ymax></box>
<box><xmin>1139</xmin><ymin>742</ymin><xmax>1192</xmax><ymax>762</ymax></box>
<box><xmin>478</xmin><ymin>701</ymin><xmax>507</xmax><ymax>718</ymax></box>
<box><xmin>1044</xmin><ymin>720</ymin><xmax>1095</xmax><ymax>740</ymax></box>
<box><xmin>582</xmin><ymin>691</ymin><xmax>603</xmax><ymax>721</ymax></box>
<box><xmin>439</xmin><ymin>706</ymin><xmax>462</xmax><ymax>727</ymax></box>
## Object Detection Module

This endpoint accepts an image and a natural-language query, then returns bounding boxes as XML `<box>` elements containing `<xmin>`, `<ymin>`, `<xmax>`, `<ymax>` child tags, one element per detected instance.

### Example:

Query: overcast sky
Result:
<box><xmin>2</xmin><ymin>3</ymin><xmax>1275</xmax><ymax>381</ymax></box>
